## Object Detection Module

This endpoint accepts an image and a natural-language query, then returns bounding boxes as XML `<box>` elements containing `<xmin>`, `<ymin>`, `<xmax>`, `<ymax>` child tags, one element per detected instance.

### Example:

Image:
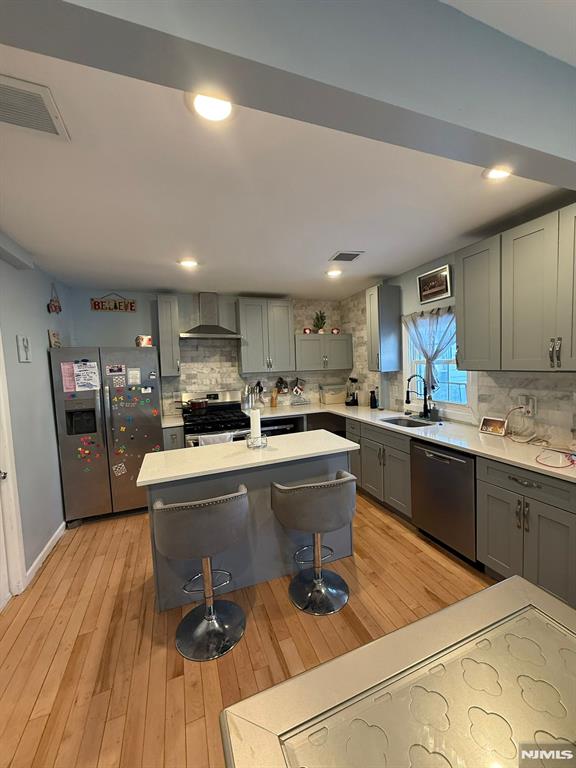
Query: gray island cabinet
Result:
<box><xmin>137</xmin><ymin>430</ymin><xmax>359</xmax><ymax>611</ymax></box>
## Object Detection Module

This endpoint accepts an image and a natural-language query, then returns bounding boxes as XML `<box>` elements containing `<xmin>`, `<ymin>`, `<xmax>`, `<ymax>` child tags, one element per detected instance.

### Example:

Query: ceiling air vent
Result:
<box><xmin>330</xmin><ymin>250</ymin><xmax>364</xmax><ymax>262</ymax></box>
<box><xmin>0</xmin><ymin>74</ymin><xmax>70</xmax><ymax>140</ymax></box>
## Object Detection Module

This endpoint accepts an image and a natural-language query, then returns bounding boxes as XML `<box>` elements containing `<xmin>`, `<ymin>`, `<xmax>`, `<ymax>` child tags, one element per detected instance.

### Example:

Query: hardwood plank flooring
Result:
<box><xmin>0</xmin><ymin>494</ymin><xmax>492</xmax><ymax>767</ymax></box>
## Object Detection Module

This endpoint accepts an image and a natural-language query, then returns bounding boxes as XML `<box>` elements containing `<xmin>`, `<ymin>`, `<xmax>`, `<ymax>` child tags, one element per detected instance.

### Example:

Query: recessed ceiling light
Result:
<box><xmin>191</xmin><ymin>94</ymin><xmax>232</xmax><ymax>122</ymax></box>
<box><xmin>327</xmin><ymin>269</ymin><xmax>342</xmax><ymax>278</ymax></box>
<box><xmin>179</xmin><ymin>258</ymin><xmax>198</xmax><ymax>269</ymax></box>
<box><xmin>482</xmin><ymin>167</ymin><xmax>512</xmax><ymax>180</ymax></box>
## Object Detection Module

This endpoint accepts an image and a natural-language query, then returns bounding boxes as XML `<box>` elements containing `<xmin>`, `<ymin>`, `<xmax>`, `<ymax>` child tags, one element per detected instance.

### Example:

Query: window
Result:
<box><xmin>408</xmin><ymin>337</ymin><xmax>468</xmax><ymax>406</ymax></box>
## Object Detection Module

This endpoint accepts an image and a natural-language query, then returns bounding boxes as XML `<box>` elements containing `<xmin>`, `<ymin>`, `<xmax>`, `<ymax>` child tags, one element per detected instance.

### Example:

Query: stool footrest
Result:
<box><xmin>293</xmin><ymin>544</ymin><xmax>334</xmax><ymax>566</ymax></box>
<box><xmin>182</xmin><ymin>569</ymin><xmax>232</xmax><ymax>595</ymax></box>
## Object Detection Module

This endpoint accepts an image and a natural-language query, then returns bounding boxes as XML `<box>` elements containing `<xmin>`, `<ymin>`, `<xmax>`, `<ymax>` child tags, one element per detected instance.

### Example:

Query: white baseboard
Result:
<box><xmin>24</xmin><ymin>522</ymin><xmax>66</xmax><ymax>589</ymax></box>
<box><xmin>0</xmin><ymin>591</ymin><xmax>11</xmax><ymax>613</ymax></box>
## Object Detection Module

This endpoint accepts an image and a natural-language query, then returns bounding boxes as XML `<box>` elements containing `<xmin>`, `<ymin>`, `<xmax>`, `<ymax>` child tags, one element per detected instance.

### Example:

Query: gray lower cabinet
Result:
<box><xmin>238</xmin><ymin>298</ymin><xmax>294</xmax><ymax>374</ymax></box>
<box><xmin>501</xmin><ymin>212</ymin><xmax>559</xmax><ymax>371</ymax></box>
<box><xmin>477</xmin><ymin>480</ymin><xmax>524</xmax><ymax>579</ymax></box>
<box><xmin>295</xmin><ymin>334</ymin><xmax>353</xmax><ymax>371</ymax></box>
<box><xmin>360</xmin><ymin>438</ymin><xmax>384</xmax><ymax>501</ymax></box>
<box><xmin>347</xmin><ymin>435</ymin><xmax>362</xmax><ymax>488</ymax></box>
<box><xmin>162</xmin><ymin>426</ymin><xmax>185</xmax><ymax>451</ymax></box>
<box><xmin>523</xmin><ymin>498</ymin><xmax>576</xmax><ymax>606</ymax></box>
<box><xmin>477</xmin><ymin>472</ymin><xmax>576</xmax><ymax>607</ymax></box>
<box><xmin>157</xmin><ymin>295</ymin><xmax>180</xmax><ymax>377</ymax></box>
<box><xmin>383</xmin><ymin>446</ymin><xmax>412</xmax><ymax>518</ymax></box>
<box><xmin>454</xmin><ymin>236</ymin><xmax>501</xmax><ymax>370</ymax></box>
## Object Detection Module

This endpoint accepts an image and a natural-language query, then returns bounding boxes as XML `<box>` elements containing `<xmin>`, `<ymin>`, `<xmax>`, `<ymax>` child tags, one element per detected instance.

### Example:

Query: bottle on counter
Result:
<box><xmin>369</xmin><ymin>390</ymin><xmax>378</xmax><ymax>409</ymax></box>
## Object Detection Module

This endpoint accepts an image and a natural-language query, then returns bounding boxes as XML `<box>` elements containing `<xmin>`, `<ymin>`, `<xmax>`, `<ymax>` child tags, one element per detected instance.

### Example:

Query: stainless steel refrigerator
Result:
<box><xmin>50</xmin><ymin>347</ymin><xmax>163</xmax><ymax>522</ymax></box>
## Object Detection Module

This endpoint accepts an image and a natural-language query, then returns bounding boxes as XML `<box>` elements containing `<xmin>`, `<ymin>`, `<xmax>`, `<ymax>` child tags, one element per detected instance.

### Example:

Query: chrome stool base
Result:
<box><xmin>288</xmin><ymin>568</ymin><xmax>349</xmax><ymax>615</ymax></box>
<box><xmin>175</xmin><ymin>600</ymin><xmax>245</xmax><ymax>661</ymax></box>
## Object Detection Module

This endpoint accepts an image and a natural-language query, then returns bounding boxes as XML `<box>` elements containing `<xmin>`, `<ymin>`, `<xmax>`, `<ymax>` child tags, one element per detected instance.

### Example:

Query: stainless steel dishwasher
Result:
<box><xmin>411</xmin><ymin>441</ymin><xmax>476</xmax><ymax>561</ymax></box>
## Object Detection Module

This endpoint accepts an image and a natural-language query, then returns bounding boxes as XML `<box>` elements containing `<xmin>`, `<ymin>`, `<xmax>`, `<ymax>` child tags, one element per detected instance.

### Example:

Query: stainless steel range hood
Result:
<box><xmin>180</xmin><ymin>292</ymin><xmax>241</xmax><ymax>339</ymax></box>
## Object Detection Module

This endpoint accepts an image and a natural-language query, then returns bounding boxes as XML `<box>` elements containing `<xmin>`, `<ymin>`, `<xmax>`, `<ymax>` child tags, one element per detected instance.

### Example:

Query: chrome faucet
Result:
<box><xmin>405</xmin><ymin>374</ymin><xmax>430</xmax><ymax>419</ymax></box>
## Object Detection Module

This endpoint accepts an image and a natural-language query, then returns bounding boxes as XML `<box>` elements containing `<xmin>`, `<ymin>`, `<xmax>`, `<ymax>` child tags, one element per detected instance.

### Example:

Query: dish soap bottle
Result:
<box><xmin>369</xmin><ymin>390</ymin><xmax>378</xmax><ymax>409</ymax></box>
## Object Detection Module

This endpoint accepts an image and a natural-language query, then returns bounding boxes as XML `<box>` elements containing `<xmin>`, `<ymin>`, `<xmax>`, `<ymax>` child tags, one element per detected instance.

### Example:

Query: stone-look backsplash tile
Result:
<box><xmin>477</xmin><ymin>371</ymin><xmax>576</xmax><ymax>445</ymax></box>
<box><xmin>161</xmin><ymin>298</ymin><xmax>351</xmax><ymax>413</ymax></box>
<box><xmin>340</xmin><ymin>289</ymin><xmax>381</xmax><ymax>393</ymax></box>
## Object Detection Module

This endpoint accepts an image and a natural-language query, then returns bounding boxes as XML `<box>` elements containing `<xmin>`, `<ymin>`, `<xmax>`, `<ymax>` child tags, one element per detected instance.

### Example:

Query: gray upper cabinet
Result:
<box><xmin>477</xmin><ymin>480</ymin><xmax>524</xmax><ymax>579</ymax></box>
<box><xmin>523</xmin><ymin>498</ymin><xmax>576</xmax><ymax>606</ymax></box>
<box><xmin>157</xmin><ymin>295</ymin><xmax>180</xmax><ymax>377</ymax></box>
<box><xmin>454</xmin><ymin>236</ymin><xmax>501</xmax><ymax>370</ymax></box>
<box><xmin>238</xmin><ymin>298</ymin><xmax>294</xmax><ymax>374</ymax></box>
<box><xmin>366</xmin><ymin>284</ymin><xmax>401</xmax><ymax>372</ymax></box>
<box><xmin>557</xmin><ymin>203</ymin><xmax>576</xmax><ymax>370</ymax></box>
<box><xmin>295</xmin><ymin>334</ymin><xmax>353</xmax><ymax>371</ymax></box>
<box><xmin>267</xmin><ymin>300</ymin><xmax>295</xmax><ymax>372</ymax></box>
<box><xmin>501</xmin><ymin>212</ymin><xmax>560</xmax><ymax>370</ymax></box>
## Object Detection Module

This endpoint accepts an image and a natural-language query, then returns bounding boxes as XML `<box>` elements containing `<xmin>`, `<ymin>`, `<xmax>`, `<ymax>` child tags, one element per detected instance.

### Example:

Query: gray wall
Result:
<box><xmin>67</xmin><ymin>288</ymin><xmax>158</xmax><ymax>347</ymax></box>
<box><xmin>0</xmin><ymin>262</ymin><xmax>72</xmax><ymax>568</ymax></box>
<box><xmin>387</xmin><ymin>254</ymin><xmax>456</xmax><ymax>316</ymax></box>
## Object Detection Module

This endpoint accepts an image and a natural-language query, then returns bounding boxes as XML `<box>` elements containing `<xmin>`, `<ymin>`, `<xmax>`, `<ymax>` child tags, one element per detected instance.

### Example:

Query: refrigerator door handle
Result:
<box><xmin>103</xmin><ymin>384</ymin><xmax>113</xmax><ymax>441</ymax></box>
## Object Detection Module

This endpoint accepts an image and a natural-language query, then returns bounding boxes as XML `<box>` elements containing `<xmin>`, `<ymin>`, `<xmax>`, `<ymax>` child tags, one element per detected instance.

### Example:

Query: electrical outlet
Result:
<box><xmin>518</xmin><ymin>394</ymin><xmax>536</xmax><ymax>417</ymax></box>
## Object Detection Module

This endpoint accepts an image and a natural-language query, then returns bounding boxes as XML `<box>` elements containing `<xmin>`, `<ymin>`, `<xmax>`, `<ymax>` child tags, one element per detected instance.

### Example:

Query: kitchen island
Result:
<box><xmin>137</xmin><ymin>429</ymin><xmax>359</xmax><ymax>611</ymax></box>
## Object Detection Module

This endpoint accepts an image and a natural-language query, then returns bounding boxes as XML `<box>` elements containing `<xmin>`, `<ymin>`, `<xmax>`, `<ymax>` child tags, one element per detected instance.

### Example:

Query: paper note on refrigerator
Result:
<box><xmin>73</xmin><ymin>361</ymin><xmax>100</xmax><ymax>391</ymax></box>
<box><xmin>60</xmin><ymin>362</ymin><xmax>76</xmax><ymax>393</ymax></box>
<box><xmin>127</xmin><ymin>368</ymin><xmax>141</xmax><ymax>386</ymax></box>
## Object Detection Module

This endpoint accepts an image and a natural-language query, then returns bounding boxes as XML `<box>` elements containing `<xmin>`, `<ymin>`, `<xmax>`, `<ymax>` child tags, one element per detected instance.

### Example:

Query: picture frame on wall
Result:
<box><xmin>417</xmin><ymin>264</ymin><xmax>452</xmax><ymax>304</ymax></box>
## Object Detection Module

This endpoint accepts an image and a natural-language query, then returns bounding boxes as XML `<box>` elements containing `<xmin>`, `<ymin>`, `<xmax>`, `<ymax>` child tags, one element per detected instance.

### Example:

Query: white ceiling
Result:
<box><xmin>0</xmin><ymin>44</ymin><xmax>561</xmax><ymax>299</ymax></box>
<box><xmin>441</xmin><ymin>0</ymin><xmax>576</xmax><ymax>69</ymax></box>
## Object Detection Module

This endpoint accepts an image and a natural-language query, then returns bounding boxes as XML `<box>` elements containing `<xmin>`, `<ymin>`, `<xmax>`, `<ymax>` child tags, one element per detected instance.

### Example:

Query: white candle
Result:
<box><xmin>250</xmin><ymin>408</ymin><xmax>261</xmax><ymax>439</ymax></box>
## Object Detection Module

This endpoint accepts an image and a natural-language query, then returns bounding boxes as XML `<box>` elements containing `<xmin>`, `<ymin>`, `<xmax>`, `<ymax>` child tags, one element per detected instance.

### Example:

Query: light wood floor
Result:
<box><xmin>0</xmin><ymin>493</ymin><xmax>492</xmax><ymax>768</ymax></box>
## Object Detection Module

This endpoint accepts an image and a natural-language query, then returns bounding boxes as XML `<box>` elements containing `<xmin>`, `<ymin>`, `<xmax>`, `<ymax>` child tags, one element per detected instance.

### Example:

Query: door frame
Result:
<box><xmin>0</xmin><ymin>324</ymin><xmax>27</xmax><ymax>601</ymax></box>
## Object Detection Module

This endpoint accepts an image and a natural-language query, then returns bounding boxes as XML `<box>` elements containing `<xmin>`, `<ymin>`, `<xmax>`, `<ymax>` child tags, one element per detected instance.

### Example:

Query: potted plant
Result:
<box><xmin>313</xmin><ymin>310</ymin><xmax>327</xmax><ymax>334</ymax></box>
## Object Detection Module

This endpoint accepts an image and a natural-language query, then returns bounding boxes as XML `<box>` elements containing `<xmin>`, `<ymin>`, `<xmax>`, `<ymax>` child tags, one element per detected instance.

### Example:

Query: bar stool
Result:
<box><xmin>153</xmin><ymin>485</ymin><xmax>248</xmax><ymax>661</ymax></box>
<box><xmin>271</xmin><ymin>470</ymin><xmax>356</xmax><ymax>615</ymax></box>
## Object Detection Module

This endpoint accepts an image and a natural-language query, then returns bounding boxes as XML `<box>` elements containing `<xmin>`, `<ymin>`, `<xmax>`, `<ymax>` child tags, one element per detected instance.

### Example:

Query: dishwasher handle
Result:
<box><xmin>414</xmin><ymin>444</ymin><xmax>468</xmax><ymax>465</ymax></box>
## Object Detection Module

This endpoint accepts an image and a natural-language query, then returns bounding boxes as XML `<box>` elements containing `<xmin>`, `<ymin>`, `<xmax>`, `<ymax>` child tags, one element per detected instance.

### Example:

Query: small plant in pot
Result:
<box><xmin>313</xmin><ymin>310</ymin><xmax>327</xmax><ymax>334</ymax></box>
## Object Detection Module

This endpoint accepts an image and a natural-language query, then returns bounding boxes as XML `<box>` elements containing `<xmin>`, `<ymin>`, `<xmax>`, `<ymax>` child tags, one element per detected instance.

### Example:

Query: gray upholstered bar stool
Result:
<box><xmin>271</xmin><ymin>470</ymin><xmax>356</xmax><ymax>615</ymax></box>
<box><xmin>153</xmin><ymin>485</ymin><xmax>248</xmax><ymax>661</ymax></box>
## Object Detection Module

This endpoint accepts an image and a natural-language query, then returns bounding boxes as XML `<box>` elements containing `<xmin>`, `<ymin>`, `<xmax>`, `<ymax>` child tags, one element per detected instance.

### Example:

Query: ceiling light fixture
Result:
<box><xmin>327</xmin><ymin>269</ymin><xmax>342</xmax><ymax>278</ymax></box>
<box><xmin>192</xmin><ymin>94</ymin><xmax>232</xmax><ymax>122</ymax></box>
<box><xmin>179</xmin><ymin>258</ymin><xmax>198</xmax><ymax>269</ymax></box>
<box><xmin>482</xmin><ymin>167</ymin><xmax>512</xmax><ymax>180</ymax></box>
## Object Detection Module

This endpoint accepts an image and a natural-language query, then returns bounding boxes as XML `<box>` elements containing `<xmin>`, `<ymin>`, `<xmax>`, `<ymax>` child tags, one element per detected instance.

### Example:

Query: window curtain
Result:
<box><xmin>402</xmin><ymin>307</ymin><xmax>456</xmax><ymax>393</ymax></box>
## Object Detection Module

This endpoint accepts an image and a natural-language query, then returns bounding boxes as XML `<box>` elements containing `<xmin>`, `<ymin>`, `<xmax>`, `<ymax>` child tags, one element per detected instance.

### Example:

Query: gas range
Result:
<box><xmin>181</xmin><ymin>391</ymin><xmax>248</xmax><ymax>439</ymax></box>
<box><xmin>181</xmin><ymin>390</ymin><xmax>298</xmax><ymax>446</ymax></box>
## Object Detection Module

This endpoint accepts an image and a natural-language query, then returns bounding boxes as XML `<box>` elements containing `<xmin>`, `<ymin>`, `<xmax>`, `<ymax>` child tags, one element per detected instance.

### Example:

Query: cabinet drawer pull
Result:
<box><xmin>515</xmin><ymin>499</ymin><xmax>522</xmax><ymax>529</ymax></box>
<box><xmin>549</xmin><ymin>338</ymin><xmax>555</xmax><ymax>368</ymax></box>
<box><xmin>555</xmin><ymin>337</ymin><xmax>562</xmax><ymax>368</ymax></box>
<box><xmin>523</xmin><ymin>501</ymin><xmax>530</xmax><ymax>532</ymax></box>
<box><xmin>508</xmin><ymin>474</ymin><xmax>542</xmax><ymax>490</ymax></box>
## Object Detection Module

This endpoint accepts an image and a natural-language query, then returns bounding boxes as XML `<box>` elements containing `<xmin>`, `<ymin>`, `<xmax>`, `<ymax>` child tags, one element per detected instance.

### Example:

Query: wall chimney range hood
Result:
<box><xmin>180</xmin><ymin>292</ymin><xmax>241</xmax><ymax>339</ymax></box>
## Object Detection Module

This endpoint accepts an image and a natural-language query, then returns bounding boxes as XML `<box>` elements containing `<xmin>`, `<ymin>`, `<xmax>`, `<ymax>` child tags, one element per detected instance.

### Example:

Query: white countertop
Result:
<box><xmin>259</xmin><ymin>403</ymin><xmax>576</xmax><ymax>483</ymax></box>
<box><xmin>161</xmin><ymin>414</ymin><xmax>184</xmax><ymax>429</ymax></box>
<box><xmin>137</xmin><ymin>429</ymin><xmax>358</xmax><ymax>486</ymax></box>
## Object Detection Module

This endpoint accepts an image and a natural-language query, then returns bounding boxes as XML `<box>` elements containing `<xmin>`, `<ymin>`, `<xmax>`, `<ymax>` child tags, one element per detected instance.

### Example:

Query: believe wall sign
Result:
<box><xmin>90</xmin><ymin>292</ymin><xmax>137</xmax><ymax>312</ymax></box>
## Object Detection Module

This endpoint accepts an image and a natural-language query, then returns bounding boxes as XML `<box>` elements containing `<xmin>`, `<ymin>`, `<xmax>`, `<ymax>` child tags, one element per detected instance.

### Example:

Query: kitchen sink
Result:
<box><xmin>380</xmin><ymin>416</ymin><xmax>431</xmax><ymax>428</ymax></box>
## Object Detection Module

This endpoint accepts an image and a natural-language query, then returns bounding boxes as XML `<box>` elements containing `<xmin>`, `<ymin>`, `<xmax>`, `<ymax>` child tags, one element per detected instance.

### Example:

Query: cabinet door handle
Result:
<box><xmin>269</xmin><ymin>357</ymin><xmax>273</xmax><ymax>369</ymax></box>
<box><xmin>523</xmin><ymin>501</ymin><xmax>530</xmax><ymax>532</ymax></box>
<box><xmin>376</xmin><ymin>352</ymin><xmax>380</xmax><ymax>370</ymax></box>
<box><xmin>555</xmin><ymin>337</ymin><xmax>562</xmax><ymax>368</ymax></box>
<box><xmin>549</xmin><ymin>338</ymin><xmax>556</xmax><ymax>368</ymax></box>
<box><xmin>515</xmin><ymin>499</ymin><xmax>522</xmax><ymax>529</ymax></box>
<box><xmin>508</xmin><ymin>474</ymin><xmax>542</xmax><ymax>490</ymax></box>
<box><xmin>177</xmin><ymin>359</ymin><xmax>180</xmax><ymax>373</ymax></box>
